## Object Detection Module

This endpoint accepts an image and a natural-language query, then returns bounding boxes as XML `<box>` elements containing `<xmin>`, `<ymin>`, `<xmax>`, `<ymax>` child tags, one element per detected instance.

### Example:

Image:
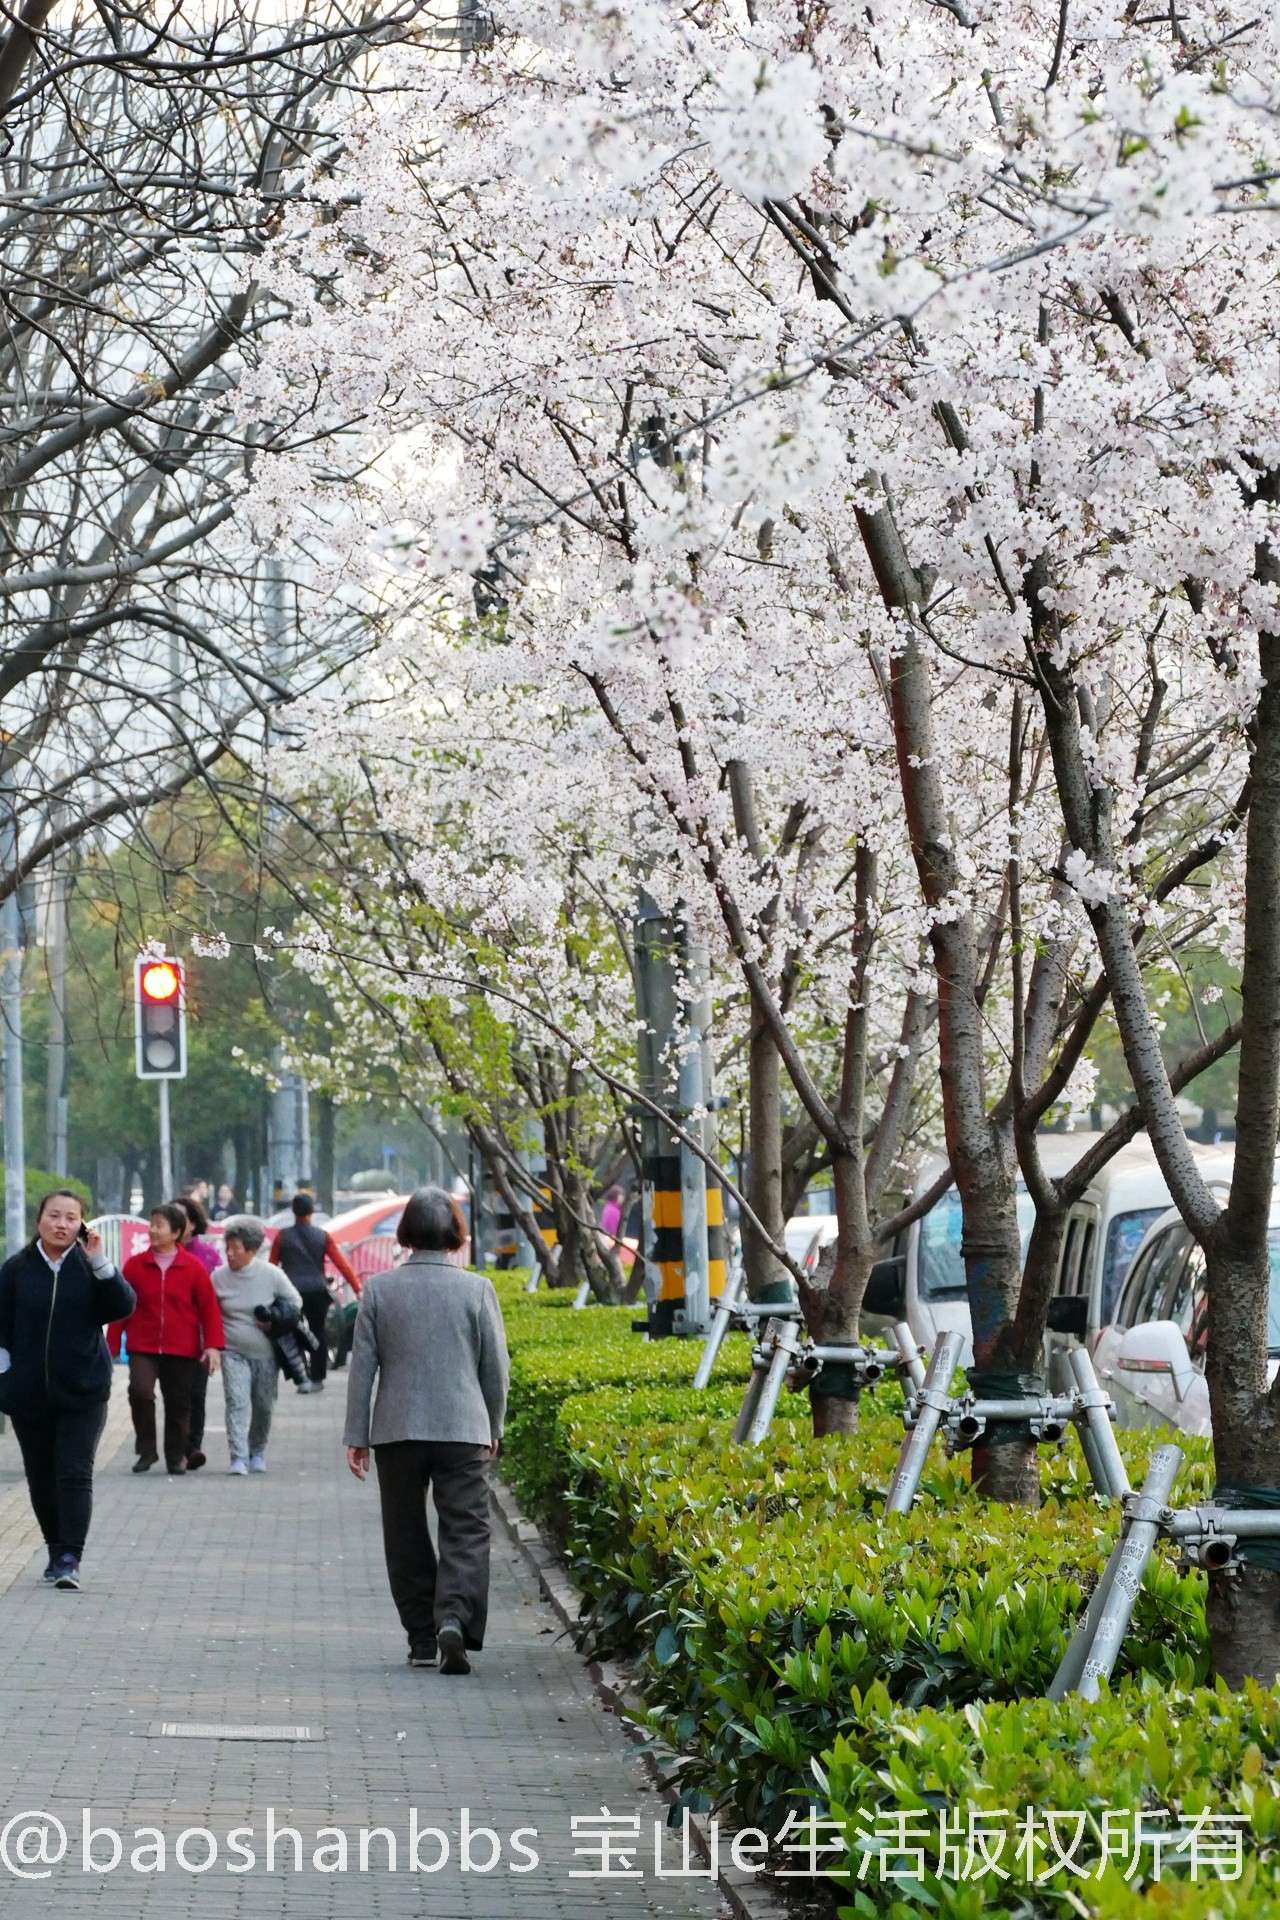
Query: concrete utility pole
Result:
<box><xmin>269</xmin><ymin>1045</ymin><xmax>306</xmax><ymax>1198</ymax></box>
<box><xmin>44</xmin><ymin>854</ymin><xmax>68</xmax><ymax>1175</ymax></box>
<box><xmin>1</xmin><ymin>801</ymin><xmax>25</xmax><ymax>1254</ymax></box>
<box><xmin>633</xmin><ymin>892</ymin><xmax>726</xmax><ymax>1336</ymax></box>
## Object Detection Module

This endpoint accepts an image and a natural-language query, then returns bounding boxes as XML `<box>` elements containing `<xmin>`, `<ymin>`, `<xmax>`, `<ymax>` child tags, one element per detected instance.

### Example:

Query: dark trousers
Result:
<box><xmin>187</xmin><ymin>1364</ymin><xmax>208</xmax><ymax>1455</ymax></box>
<box><xmin>128</xmin><ymin>1353</ymin><xmax>201</xmax><ymax>1470</ymax></box>
<box><xmin>10</xmin><ymin>1399</ymin><xmax>109</xmax><ymax>1564</ymax></box>
<box><xmin>374</xmin><ymin>1442</ymin><xmax>492</xmax><ymax>1649</ymax></box>
<box><xmin>300</xmin><ymin>1289</ymin><xmax>331</xmax><ymax>1383</ymax></box>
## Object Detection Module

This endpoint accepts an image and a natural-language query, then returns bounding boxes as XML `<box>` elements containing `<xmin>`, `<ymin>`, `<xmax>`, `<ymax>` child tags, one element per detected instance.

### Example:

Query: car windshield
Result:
<box><xmin>917</xmin><ymin>1186</ymin><xmax>1037</xmax><ymax>1299</ymax></box>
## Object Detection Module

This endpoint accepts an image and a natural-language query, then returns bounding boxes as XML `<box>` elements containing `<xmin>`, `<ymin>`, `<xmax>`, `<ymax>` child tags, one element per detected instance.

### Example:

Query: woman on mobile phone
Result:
<box><xmin>0</xmin><ymin>1191</ymin><xmax>136</xmax><ymax>1591</ymax></box>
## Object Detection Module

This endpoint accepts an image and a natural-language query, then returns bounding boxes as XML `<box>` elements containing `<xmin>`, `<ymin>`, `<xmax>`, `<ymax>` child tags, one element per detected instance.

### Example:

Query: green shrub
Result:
<box><xmin>498</xmin><ymin>1297</ymin><xmax>1265</xmax><ymax>1916</ymax></box>
<box><xmin>821</xmin><ymin>1681</ymin><xmax>1280</xmax><ymax>1918</ymax></box>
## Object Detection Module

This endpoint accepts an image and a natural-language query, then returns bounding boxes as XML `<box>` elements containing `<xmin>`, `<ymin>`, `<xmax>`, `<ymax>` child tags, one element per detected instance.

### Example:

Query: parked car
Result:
<box><xmin>1091</xmin><ymin>1196</ymin><xmax>1280</xmax><ymax>1436</ymax></box>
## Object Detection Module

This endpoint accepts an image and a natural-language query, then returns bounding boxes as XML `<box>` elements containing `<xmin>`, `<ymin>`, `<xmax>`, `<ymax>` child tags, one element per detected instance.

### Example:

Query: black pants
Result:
<box><xmin>128</xmin><ymin>1353</ymin><xmax>200</xmax><ymax>1470</ymax></box>
<box><xmin>300</xmin><ymin>1290</ymin><xmax>331</xmax><ymax>1383</ymax></box>
<box><xmin>187</xmin><ymin>1364</ymin><xmax>208</xmax><ymax>1455</ymax></box>
<box><xmin>10</xmin><ymin>1399</ymin><xmax>110</xmax><ymax>1564</ymax></box>
<box><xmin>374</xmin><ymin>1442</ymin><xmax>492</xmax><ymax>1649</ymax></box>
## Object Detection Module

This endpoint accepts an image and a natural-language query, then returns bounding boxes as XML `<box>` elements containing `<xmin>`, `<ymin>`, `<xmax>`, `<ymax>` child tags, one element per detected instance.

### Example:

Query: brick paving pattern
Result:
<box><xmin>0</xmin><ymin>1377</ymin><xmax>727</xmax><ymax>1918</ymax></box>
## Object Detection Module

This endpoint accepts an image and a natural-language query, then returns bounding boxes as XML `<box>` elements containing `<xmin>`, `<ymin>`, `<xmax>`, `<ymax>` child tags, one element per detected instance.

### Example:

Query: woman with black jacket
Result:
<box><xmin>0</xmin><ymin>1190</ymin><xmax>136</xmax><ymax>1590</ymax></box>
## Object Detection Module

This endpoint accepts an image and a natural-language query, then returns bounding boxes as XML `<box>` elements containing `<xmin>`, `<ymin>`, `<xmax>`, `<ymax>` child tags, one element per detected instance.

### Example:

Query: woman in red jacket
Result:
<box><xmin>121</xmin><ymin>1203</ymin><xmax>225</xmax><ymax>1475</ymax></box>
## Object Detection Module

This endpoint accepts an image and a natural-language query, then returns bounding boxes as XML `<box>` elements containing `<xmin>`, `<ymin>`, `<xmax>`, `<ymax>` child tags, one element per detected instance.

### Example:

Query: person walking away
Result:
<box><xmin>0</xmin><ymin>1191</ymin><xmax>136</xmax><ymax>1589</ymax></box>
<box><xmin>174</xmin><ymin>1195</ymin><xmax>220</xmax><ymax>1470</ymax></box>
<box><xmin>344</xmin><ymin>1186</ymin><xmax>508</xmax><ymax>1675</ymax></box>
<box><xmin>211</xmin><ymin>1219</ymin><xmax>302</xmax><ymax>1475</ymax></box>
<box><xmin>122</xmin><ymin>1204</ymin><xmax>225</xmax><ymax>1475</ymax></box>
<box><xmin>271</xmin><ymin>1193</ymin><xmax>361</xmax><ymax>1389</ymax></box>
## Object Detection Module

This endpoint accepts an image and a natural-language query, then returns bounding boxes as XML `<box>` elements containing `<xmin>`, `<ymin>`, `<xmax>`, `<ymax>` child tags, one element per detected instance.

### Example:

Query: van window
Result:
<box><xmin>1166</xmin><ymin>1243</ymin><xmax>1206</xmax><ymax>1339</ymax></box>
<box><xmin>1059</xmin><ymin>1212</ymin><xmax>1099</xmax><ymax>1297</ymax></box>
<box><xmin>1115</xmin><ymin>1224</ymin><xmax>1189</xmax><ymax>1330</ymax></box>
<box><xmin>1101</xmin><ymin>1207</ymin><xmax>1169</xmax><ymax>1321</ymax></box>
<box><xmin>917</xmin><ymin>1186</ymin><xmax>1037</xmax><ymax>1299</ymax></box>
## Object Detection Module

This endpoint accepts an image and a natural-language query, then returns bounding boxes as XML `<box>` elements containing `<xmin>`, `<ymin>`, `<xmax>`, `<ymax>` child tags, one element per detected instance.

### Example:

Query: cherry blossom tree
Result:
<box><xmin>236</xmin><ymin>0</ymin><xmax>1280</xmax><ymax>1661</ymax></box>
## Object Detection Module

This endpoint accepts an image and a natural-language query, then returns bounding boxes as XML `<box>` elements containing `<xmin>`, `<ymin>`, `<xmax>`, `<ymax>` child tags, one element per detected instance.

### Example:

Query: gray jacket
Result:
<box><xmin>212</xmin><ymin>1257</ymin><xmax>303</xmax><ymax>1363</ymax></box>
<box><xmin>342</xmin><ymin>1254</ymin><xmax>509</xmax><ymax>1449</ymax></box>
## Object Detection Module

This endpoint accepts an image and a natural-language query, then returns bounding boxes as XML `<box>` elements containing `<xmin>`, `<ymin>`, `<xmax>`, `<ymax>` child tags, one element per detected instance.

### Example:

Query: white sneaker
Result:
<box><xmin>228</xmin><ymin>1459</ymin><xmax>249</xmax><ymax>1476</ymax></box>
<box><xmin>249</xmin><ymin>1453</ymin><xmax>267</xmax><ymax>1474</ymax></box>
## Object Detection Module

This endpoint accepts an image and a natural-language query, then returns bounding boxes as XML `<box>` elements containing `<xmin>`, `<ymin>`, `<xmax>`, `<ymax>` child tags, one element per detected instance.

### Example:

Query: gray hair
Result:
<box><xmin>222</xmin><ymin>1214</ymin><xmax>267</xmax><ymax>1254</ymax></box>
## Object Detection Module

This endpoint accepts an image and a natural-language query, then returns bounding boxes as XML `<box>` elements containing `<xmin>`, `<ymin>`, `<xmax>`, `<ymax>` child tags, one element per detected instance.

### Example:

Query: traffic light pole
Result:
<box><xmin>158</xmin><ymin>1076</ymin><xmax>174</xmax><ymax>1200</ymax></box>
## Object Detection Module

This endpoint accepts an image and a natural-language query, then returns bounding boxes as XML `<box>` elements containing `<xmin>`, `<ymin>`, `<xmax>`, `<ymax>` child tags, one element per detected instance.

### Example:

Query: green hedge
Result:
<box><xmin>495</xmin><ymin>1289</ymin><xmax>1276</xmax><ymax>1916</ymax></box>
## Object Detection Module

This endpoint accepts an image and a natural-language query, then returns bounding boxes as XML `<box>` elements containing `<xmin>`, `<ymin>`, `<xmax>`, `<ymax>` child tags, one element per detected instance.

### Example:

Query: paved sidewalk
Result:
<box><xmin>0</xmin><ymin>1373</ymin><xmax>728</xmax><ymax>1919</ymax></box>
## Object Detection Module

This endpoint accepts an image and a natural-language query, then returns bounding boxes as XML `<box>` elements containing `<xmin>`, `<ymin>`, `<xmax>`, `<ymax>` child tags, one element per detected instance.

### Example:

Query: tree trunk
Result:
<box><xmin>879</xmin><ymin>619</ymin><xmax>1030</xmax><ymax>1498</ymax></box>
<box><xmin>1204</xmin><ymin>622</ymin><xmax>1280</xmax><ymax>1684</ymax></box>
<box><xmin>1207</xmin><ymin>1567</ymin><xmax>1280</xmax><ymax>1689</ymax></box>
<box><xmin>799</xmin><ymin>1151</ymin><xmax>872</xmax><ymax>1437</ymax></box>
<box><xmin>742</xmin><ymin>991</ymin><xmax>789</xmax><ymax>1301</ymax></box>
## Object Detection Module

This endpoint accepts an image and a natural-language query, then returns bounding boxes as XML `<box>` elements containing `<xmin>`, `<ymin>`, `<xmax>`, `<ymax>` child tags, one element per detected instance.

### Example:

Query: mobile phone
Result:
<box><xmin>78</xmin><ymin>1223</ymin><xmax>89</xmax><ymax>1243</ymax></box>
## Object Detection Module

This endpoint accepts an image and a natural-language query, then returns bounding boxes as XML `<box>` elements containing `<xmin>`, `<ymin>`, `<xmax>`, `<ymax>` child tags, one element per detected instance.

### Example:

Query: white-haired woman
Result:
<box><xmin>211</xmin><ymin>1218</ymin><xmax>302</xmax><ymax>1475</ymax></box>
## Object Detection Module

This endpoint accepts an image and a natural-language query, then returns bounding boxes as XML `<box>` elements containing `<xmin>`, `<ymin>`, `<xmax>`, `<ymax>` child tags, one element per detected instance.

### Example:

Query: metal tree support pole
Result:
<box><xmin>743</xmin><ymin>1317</ymin><xmax>803</xmax><ymax>1446</ymax></box>
<box><xmin>893</xmin><ymin>1322</ymin><xmax>927</xmax><ymax>1395</ymax></box>
<box><xmin>572</xmin><ymin>1279</ymin><xmax>591</xmax><ymax>1308</ymax></box>
<box><xmin>731</xmin><ymin>1343</ymin><xmax>770</xmax><ymax>1444</ymax></box>
<box><xmin>1068</xmin><ymin>1346</ymin><xmax>1130</xmax><ymax>1500</ymax></box>
<box><xmin>884</xmin><ymin>1330</ymin><xmax>966</xmax><ymax>1514</ymax></box>
<box><xmin>693</xmin><ymin>1262</ymin><xmax>743</xmax><ymax>1389</ymax></box>
<box><xmin>1048</xmin><ymin>1443</ymin><xmax>1183</xmax><ymax>1702</ymax></box>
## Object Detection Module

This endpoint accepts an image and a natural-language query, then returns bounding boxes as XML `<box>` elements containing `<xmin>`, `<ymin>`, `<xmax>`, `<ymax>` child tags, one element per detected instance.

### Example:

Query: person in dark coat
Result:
<box><xmin>0</xmin><ymin>1190</ymin><xmax>136</xmax><ymax>1590</ymax></box>
<box><xmin>344</xmin><ymin>1186</ymin><xmax>508</xmax><ymax>1675</ymax></box>
<box><xmin>270</xmin><ymin>1192</ymin><xmax>361</xmax><ymax>1388</ymax></box>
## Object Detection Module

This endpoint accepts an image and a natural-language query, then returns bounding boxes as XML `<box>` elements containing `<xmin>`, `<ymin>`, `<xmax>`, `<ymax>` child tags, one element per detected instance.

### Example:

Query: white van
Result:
<box><xmin>861</xmin><ymin>1133</ymin><xmax>1213</xmax><ymax>1369</ymax></box>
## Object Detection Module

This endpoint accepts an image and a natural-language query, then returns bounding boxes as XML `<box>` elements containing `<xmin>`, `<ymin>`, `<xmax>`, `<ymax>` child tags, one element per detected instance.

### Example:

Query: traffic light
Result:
<box><xmin>134</xmin><ymin>955</ymin><xmax>187</xmax><ymax>1079</ymax></box>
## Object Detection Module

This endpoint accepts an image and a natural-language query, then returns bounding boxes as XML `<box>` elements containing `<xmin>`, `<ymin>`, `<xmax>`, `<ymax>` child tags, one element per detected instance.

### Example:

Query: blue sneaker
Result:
<box><xmin>41</xmin><ymin>1560</ymin><xmax>58</xmax><ymax>1584</ymax></box>
<box><xmin>53</xmin><ymin>1556</ymin><xmax>81</xmax><ymax>1591</ymax></box>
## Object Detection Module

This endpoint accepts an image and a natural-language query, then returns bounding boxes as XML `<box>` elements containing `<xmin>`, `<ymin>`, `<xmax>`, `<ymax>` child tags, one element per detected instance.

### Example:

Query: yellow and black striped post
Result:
<box><xmin>644</xmin><ymin>1154</ymin><xmax>728</xmax><ymax>1337</ymax></box>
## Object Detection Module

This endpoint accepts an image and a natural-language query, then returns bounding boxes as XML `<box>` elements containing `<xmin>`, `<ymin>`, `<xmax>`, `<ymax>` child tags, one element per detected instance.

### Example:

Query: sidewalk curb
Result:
<box><xmin>491</xmin><ymin>1473</ymin><xmax>796</xmax><ymax>1920</ymax></box>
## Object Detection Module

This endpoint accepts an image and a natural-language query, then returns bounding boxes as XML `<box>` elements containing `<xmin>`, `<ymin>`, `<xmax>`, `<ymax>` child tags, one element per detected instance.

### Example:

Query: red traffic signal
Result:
<box><xmin>140</xmin><ymin>960</ymin><xmax>181</xmax><ymax>1003</ymax></box>
<box><xmin>134</xmin><ymin>955</ymin><xmax>187</xmax><ymax>1079</ymax></box>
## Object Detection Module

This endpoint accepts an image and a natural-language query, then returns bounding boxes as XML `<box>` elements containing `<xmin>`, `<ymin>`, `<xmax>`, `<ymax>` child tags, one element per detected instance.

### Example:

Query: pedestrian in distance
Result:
<box><xmin>271</xmin><ymin>1192</ymin><xmax>361</xmax><ymax>1390</ymax></box>
<box><xmin>121</xmin><ymin>1204</ymin><xmax>225</xmax><ymax>1475</ymax></box>
<box><xmin>0</xmin><ymin>1191</ymin><xmax>136</xmax><ymax>1590</ymax></box>
<box><xmin>173</xmin><ymin>1194</ymin><xmax>220</xmax><ymax>1470</ymax></box>
<box><xmin>211</xmin><ymin>1219</ymin><xmax>302</xmax><ymax>1476</ymax></box>
<box><xmin>211</xmin><ymin>1183</ymin><xmax>237</xmax><ymax>1222</ymax></box>
<box><xmin>344</xmin><ymin>1186</ymin><xmax>509</xmax><ymax>1676</ymax></box>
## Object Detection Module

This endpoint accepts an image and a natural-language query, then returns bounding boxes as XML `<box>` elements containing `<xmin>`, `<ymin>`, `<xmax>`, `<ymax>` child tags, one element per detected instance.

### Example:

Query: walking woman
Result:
<box><xmin>211</xmin><ymin>1218</ymin><xmax>302</xmax><ymax>1475</ymax></box>
<box><xmin>122</xmin><ymin>1203</ymin><xmax>225</xmax><ymax>1475</ymax></box>
<box><xmin>0</xmin><ymin>1191</ymin><xmax>136</xmax><ymax>1590</ymax></box>
<box><xmin>174</xmin><ymin>1194</ymin><xmax>220</xmax><ymax>1470</ymax></box>
<box><xmin>271</xmin><ymin>1192</ymin><xmax>361</xmax><ymax>1389</ymax></box>
<box><xmin>344</xmin><ymin>1187</ymin><xmax>509</xmax><ymax>1674</ymax></box>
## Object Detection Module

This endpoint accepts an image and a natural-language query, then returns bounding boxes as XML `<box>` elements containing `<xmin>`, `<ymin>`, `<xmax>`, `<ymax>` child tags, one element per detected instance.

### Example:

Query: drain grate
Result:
<box><xmin>153</xmin><ymin>1723</ymin><xmax>320</xmax><ymax>1742</ymax></box>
